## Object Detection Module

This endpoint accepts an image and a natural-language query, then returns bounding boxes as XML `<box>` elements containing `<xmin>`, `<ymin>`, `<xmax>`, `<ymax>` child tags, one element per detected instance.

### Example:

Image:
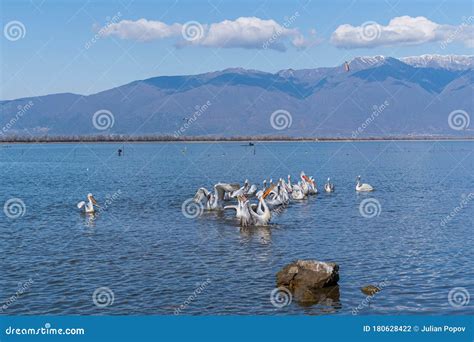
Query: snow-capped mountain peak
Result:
<box><xmin>400</xmin><ymin>54</ymin><xmax>474</xmax><ymax>70</ymax></box>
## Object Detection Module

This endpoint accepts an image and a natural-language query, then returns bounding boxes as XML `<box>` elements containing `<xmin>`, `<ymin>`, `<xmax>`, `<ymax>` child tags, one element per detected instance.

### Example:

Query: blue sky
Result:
<box><xmin>1</xmin><ymin>0</ymin><xmax>473</xmax><ymax>100</ymax></box>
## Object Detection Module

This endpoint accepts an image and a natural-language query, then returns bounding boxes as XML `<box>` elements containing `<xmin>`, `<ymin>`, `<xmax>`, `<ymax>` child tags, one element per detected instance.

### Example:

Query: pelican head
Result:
<box><xmin>87</xmin><ymin>193</ymin><xmax>97</xmax><ymax>204</ymax></box>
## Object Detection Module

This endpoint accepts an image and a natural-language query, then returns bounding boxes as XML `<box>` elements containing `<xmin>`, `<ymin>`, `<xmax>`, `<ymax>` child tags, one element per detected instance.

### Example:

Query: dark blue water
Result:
<box><xmin>1</xmin><ymin>141</ymin><xmax>473</xmax><ymax>315</ymax></box>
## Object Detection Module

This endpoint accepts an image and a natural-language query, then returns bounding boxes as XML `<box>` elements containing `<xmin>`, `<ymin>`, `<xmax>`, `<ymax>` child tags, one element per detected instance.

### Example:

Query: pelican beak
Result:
<box><xmin>262</xmin><ymin>185</ymin><xmax>274</xmax><ymax>199</ymax></box>
<box><xmin>91</xmin><ymin>196</ymin><xmax>97</xmax><ymax>205</ymax></box>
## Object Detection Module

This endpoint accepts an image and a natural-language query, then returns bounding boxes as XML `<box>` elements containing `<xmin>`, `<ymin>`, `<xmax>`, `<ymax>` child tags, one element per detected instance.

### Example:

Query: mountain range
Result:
<box><xmin>1</xmin><ymin>54</ymin><xmax>473</xmax><ymax>138</ymax></box>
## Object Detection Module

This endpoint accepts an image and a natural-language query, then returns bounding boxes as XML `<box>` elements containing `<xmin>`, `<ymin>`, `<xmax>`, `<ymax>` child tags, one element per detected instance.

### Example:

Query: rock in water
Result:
<box><xmin>361</xmin><ymin>285</ymin><xmax>381</xmax><ymax>296</ymax></box>
<box><xmin>276</xmin><ymin>260</ymin><xmax>339</xmax><ymax>303</ymax></box>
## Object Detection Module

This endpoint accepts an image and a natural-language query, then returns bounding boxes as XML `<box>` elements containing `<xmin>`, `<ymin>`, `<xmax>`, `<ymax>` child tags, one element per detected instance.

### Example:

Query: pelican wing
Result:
<box><xmin>194</xmin><ymin>188</ymin><xmax>210</xmax><ymax>203</ymax></box>
<box><xmin>246</xmin><ymin>184</ymin><xmax>257</xmax><ymax>197</ymax></box>
<box><xmin>215</xmin><ymin>183</ymin><xmax>240</xmax><ymax>201</ymax></box>
<box><xmin>77</xmin><ymin>201</ymin><xmax>86</xmax><ymax>209</ymax></box>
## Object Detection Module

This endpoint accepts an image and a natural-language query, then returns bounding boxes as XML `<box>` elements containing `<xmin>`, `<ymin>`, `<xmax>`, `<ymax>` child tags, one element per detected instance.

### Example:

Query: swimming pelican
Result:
<box><xmin>239</xmin><ymin>196</ymin><xmax>253</xmax><ymax>227</ymax></box>
<box><xmin>300</xmin><ymin>171</ymin><xmax>316</xmax><ymax>195</ymax></box>
<box><xmin>308</xmin><ymin>176</ymin><xmax>318</xmax><ymax>195</ymax></box>
<box><xmin>324</xmin><ymin>178</ymin><xmax>335</xmax><ymax>193</ymax></box>
<box><xmin>249</xmin><ymin>194</ymin><xmax>271</xmax><ymax>226</ymax></box>
<box><xmin>255</xmin><ymin>179</ymin><xmax>267</xmax><ymax>198</ymax></box>
<box><xmin>286</xmin><ymin>175</ymin><xmax>293</xmax><ymax>193</ymax></box>
<box><xmin>77</xmin><ymin>193</ymin><xmax>98</xmax><ymax>214</ymax></box>
<box><xmin>356</xmin><ymin>176</ymin><xmax>374</xmax><ymax>192</ymax></box>
<box><xmin>194</xmin><ymin>183</ymin><xmax>240</xmax><ymax>209</ymax></box>
<box><xmin>291</xmin><ymin>183</ymin><xmax>306</xmax><ymax>200</ymax></box>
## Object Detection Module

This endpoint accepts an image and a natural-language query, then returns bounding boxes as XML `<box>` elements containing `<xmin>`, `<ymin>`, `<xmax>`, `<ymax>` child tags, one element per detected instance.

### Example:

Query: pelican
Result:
<box><xmin>194</xmin><ymin>183</ymin><xmax>240</xmax><ymax>210</ymax></box>
<box><xmin>291</xmin><ymin>183</ymin><xmax>306</xmax><ymax>200</ymax></box>
<box><xmin>286</xmin><ymin>175</ymin><xmax>293</xmax><ymax>193</ymax></box>
<box><xmin>263</xmin><ymin>183</ymin><xmax>286</xmax><ymax>209</ymax></box>
<box><xmin>231</xmin><ymin>179</ymin><xmax>249</xmax><ymax>198</ymax></box>
<box><xmin>356</xmin><ymin>175</ymin><xmax>374</xmax><ymax>192</ymax></box>
<box><xmin>77</xmin><ymin>193</ymin><xmax>98</xmax><ymax>214</ymax></box>
<box><xmin>308</xmin><ymin>176</ymin><xmax>318</xmax><ymax>195</ymax></box>
<box><xmin>249</xmin><ymin>195</ymin><xmax>271</xmax><ymax>226</ymax></box>
<box><xmin>255</xmin><ymin>179</ymin><xmax>267</xmax><ymax>198</ymax></box>
<box><xmin>231</xmin><ymin>179</ymin><xmax>257</xmax><ymax>198</ymax></box>
<box><xmin>324</xmin><ymin>178</ymin><xmax>335</xmax><ymax>193</ymax></box>
<box><xmin>224</xmin><ymin>195</ymin><xmax>245</xmax><ymax>219</ymax></box>
<box><xmin>239</xmin><ymin>196</ymin><xmax>253</xmax><ymax>227</ymax></box>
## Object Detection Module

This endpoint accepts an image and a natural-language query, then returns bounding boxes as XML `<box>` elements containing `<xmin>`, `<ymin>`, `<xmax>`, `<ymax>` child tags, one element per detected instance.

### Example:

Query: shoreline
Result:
<box><xmin>1</xmin><ymin>136</ymin><xmax>473</xmax><ymax>144</ymax></box>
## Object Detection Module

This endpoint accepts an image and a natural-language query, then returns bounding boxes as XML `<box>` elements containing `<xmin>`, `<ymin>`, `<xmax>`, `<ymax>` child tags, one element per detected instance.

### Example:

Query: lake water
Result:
<box><xmin>1</xmin><ymin>141</ymin><xmax>473</xmax><ymax>315</ymax></box>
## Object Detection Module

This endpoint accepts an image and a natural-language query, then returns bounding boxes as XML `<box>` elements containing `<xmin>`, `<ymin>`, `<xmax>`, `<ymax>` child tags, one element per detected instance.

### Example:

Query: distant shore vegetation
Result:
<box><xmin>0</xmin><ymin>135</ymin><xmax>473</xmax><ymax>143</ymax></box>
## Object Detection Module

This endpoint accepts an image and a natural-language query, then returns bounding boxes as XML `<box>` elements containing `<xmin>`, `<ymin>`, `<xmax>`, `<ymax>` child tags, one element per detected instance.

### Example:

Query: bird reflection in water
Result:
<box><xmin>239</xmin><ymin>225</ymin><xmax>272</xmax><ymax>244</ymax></box>
<box><xmin>83</xmin><ymin>212</ymin><xmax>97</xmax><ymax>228</ymax></box>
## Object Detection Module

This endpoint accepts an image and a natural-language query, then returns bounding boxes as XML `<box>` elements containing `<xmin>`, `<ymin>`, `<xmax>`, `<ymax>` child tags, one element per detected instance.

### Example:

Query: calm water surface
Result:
<box><xmin>1</xmin><ymin>141</ymin><xmax>473</xmax><ymax>315</ymax></box>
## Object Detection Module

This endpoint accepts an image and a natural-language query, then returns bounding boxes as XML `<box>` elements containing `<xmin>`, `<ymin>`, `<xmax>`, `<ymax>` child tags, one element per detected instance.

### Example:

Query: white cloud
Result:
<box><xmin>101</xmin><ymin>16</ymin><xmax>315</xmax><ymax>51</ymax></box>
<box><xmin>196</xmin><ymin>17</ymin><xmax>300</xmax><ymax>51</ymax></box>
<box><xmin>101</xmin><ymin>18</ymin><xmax>181</xmax><ymax>41</ymax></box>
<box><xmin>331</xmin><ymin>16</ymin><xmax>474</xmax><ymax>49</ymax></box>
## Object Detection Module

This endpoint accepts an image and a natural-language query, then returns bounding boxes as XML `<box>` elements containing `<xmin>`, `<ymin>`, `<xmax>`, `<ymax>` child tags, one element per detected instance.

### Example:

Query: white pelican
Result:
<box><xmin>263</xmin><ymin>184</ymin><xmax>286</xmax><ymax>209</ymax></box>
<box><xmin>356</xmin><ymin>175</ymin><xmax>374</xmax><ymax>192</ymax></box>
<box><xmin>194</xmin><ymin>183</ymin><xmax>240</xmax><ymax>210</ymax></box>
<box><xmin>249</xmin><ymin>195</ymin><xmax>271</xmax><ymax>226</ymax></box>
<box><xmin>324</xmin><ymin>178</ymin><xmax>335</xmax><ymax>193</ymax></box>
<box><xmin>239</xmin><ymin>196</ymin><xmax>253</xmax><ymax>227</ymax></box>
<box><xmin>231</xmin><ymin>180</ymin><xmax>257</xmax><ymax>198</ymax></box>
<box><xmin>255</xmin><ymin>179</ymin><xmax>267</xmax><ymax>198</ymax></box>
<box><xmin>77</xmin><ymin>193</ymin><xmax>98</xmax><ymax>214</ymax></box>
<box><xmin>300</xmin><ymin>171</ymin><xmax>317</xmax><ymax>195</ymax></box>
<box><xmin>308</xmin><ymin>176</ymin><xmax>318</xmax><ymax>195</ymax></box>
<box><xmin>285</xmin><ymin>175</ymin><xmax>293</xmax><ymax>193</ymax></box>
<box><xmin>291</xmin><ymin>183</ymin><xmax>306</xmax><ymax>200</ymax></box>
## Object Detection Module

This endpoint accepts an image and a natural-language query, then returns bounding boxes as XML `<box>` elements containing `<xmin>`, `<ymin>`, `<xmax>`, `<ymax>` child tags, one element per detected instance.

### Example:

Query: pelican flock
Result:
<box><xmin>77</xmin><ymin>174</ymin><xmax>375</xmax><ymax>226</ymax></box>
<box><xmin>190</xmin><ymin>171</ymin><xmax>371</xmax><ymax>227</ymax></box>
